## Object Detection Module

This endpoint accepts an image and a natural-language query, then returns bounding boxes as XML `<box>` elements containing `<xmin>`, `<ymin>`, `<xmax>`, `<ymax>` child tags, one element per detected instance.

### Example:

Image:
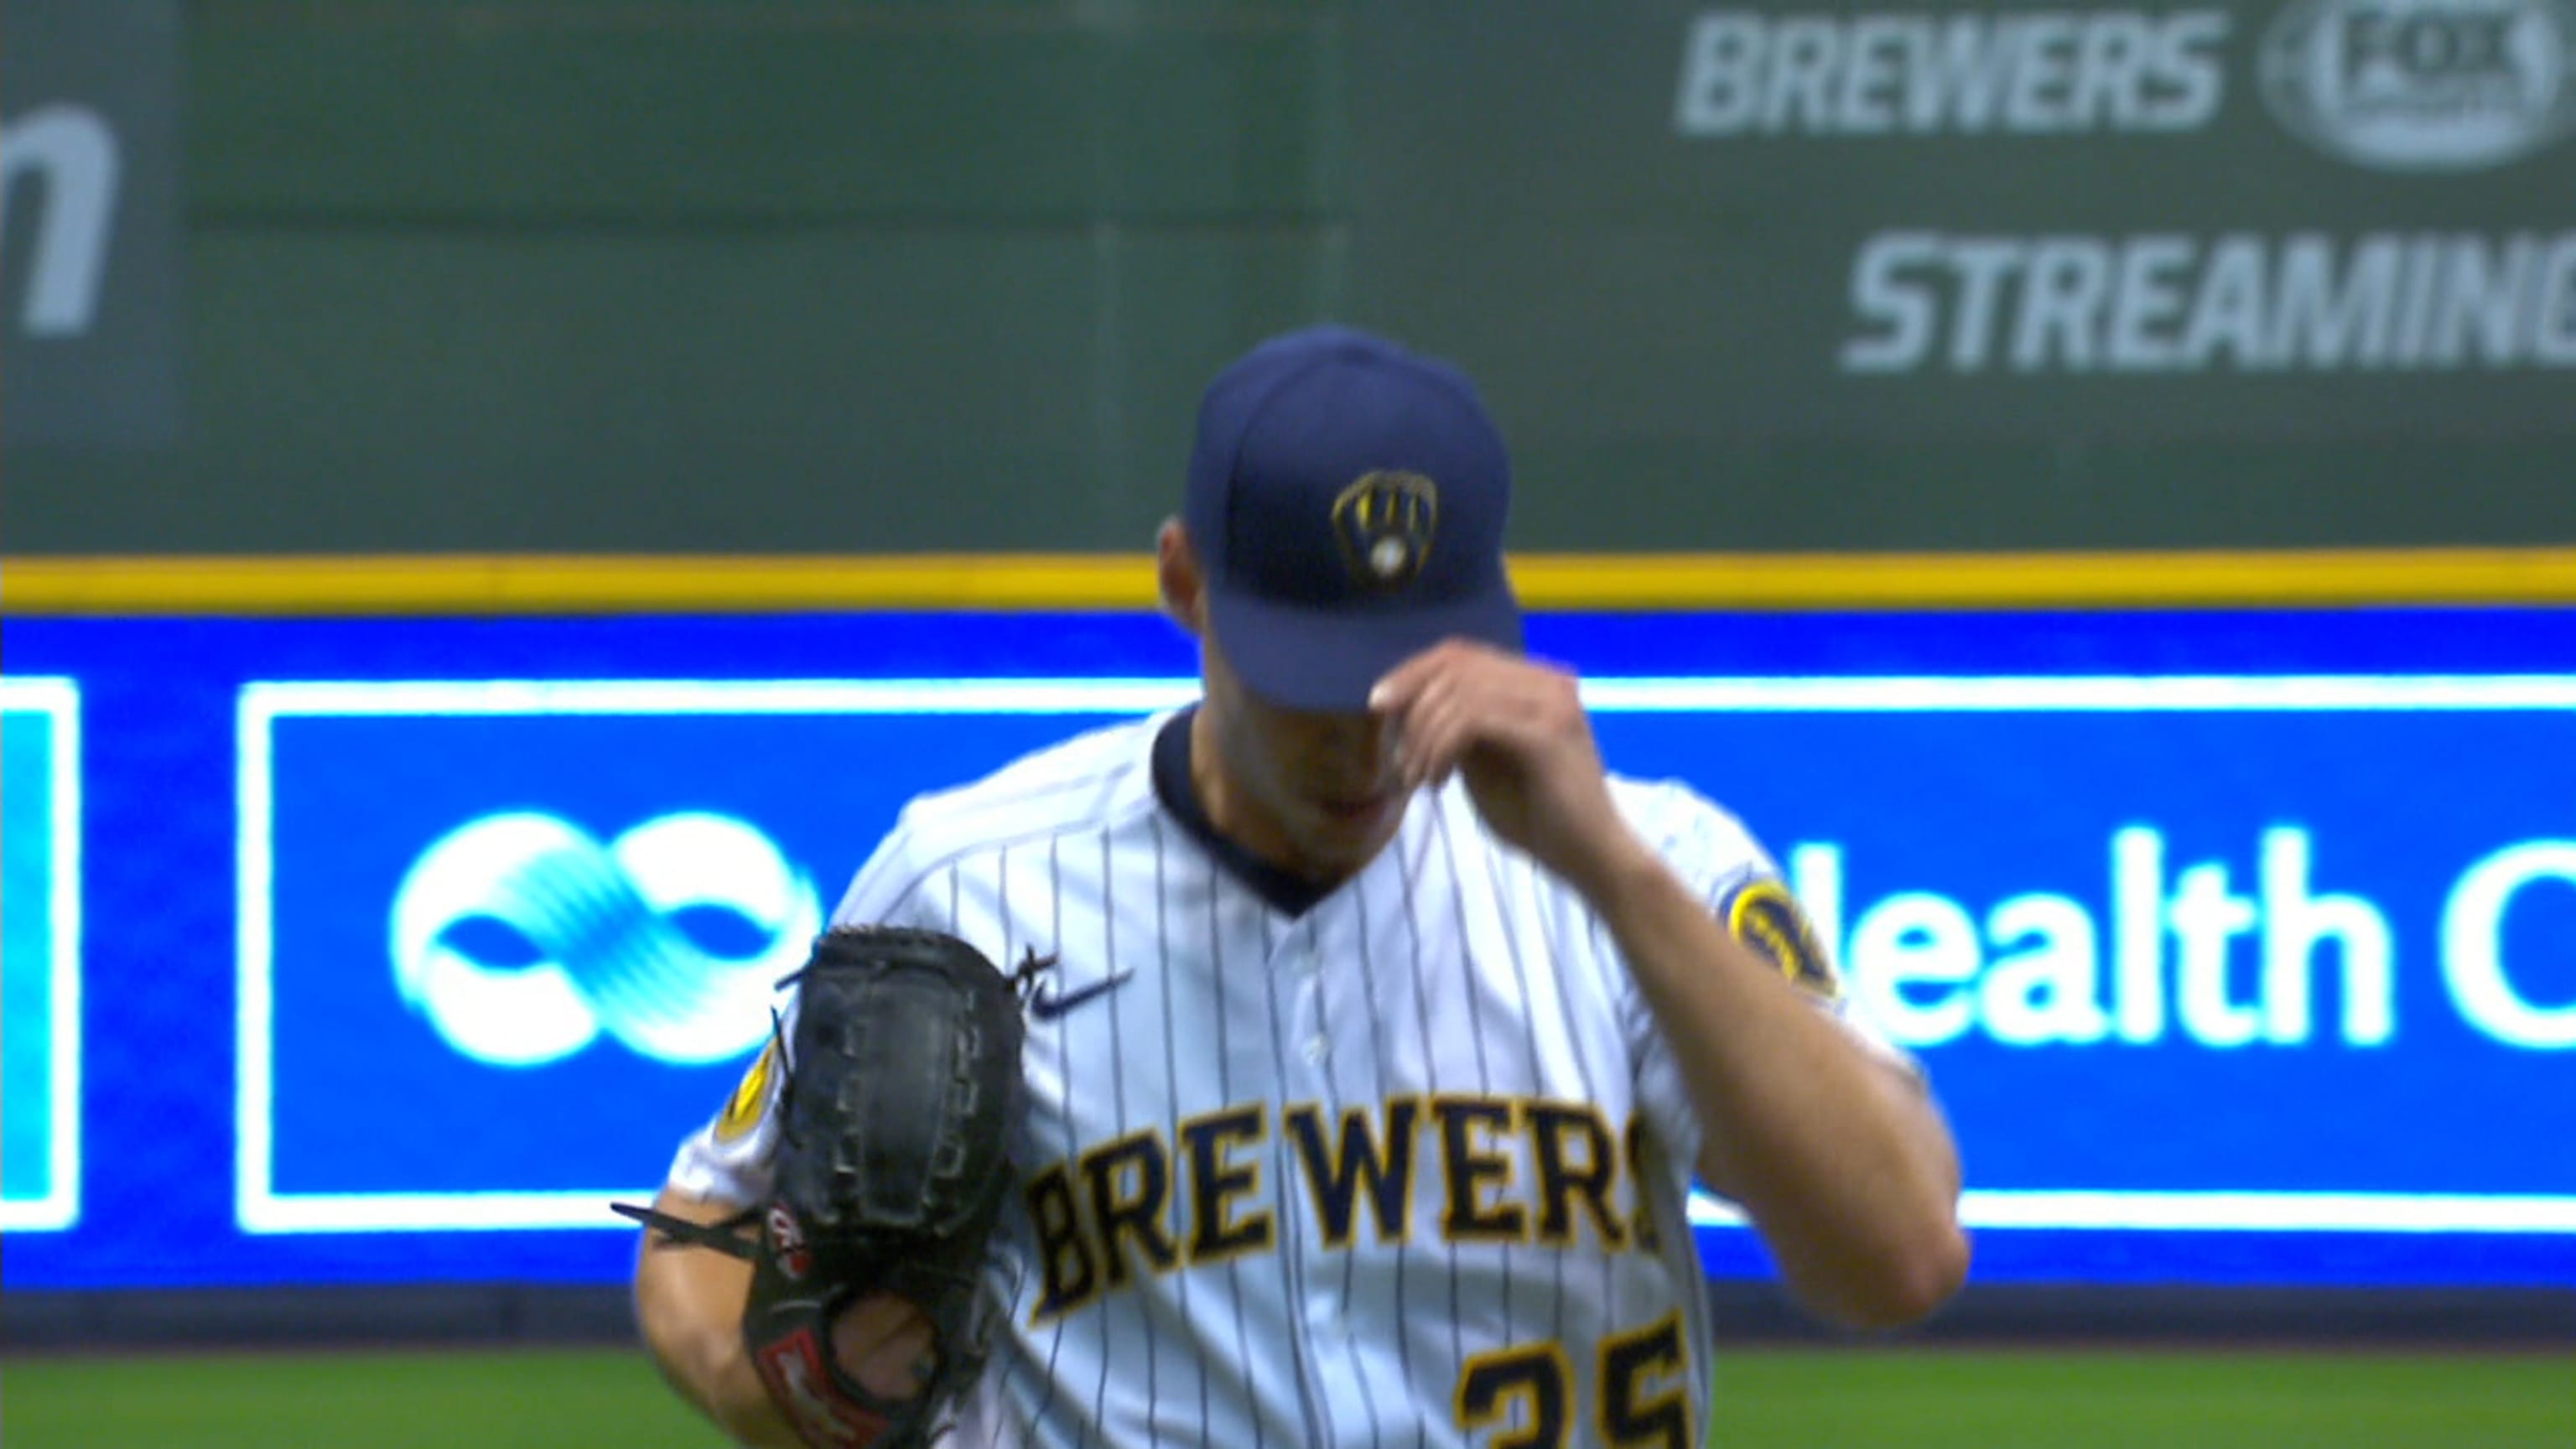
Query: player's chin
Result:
<box><xmin>1295</xmin><ymin>792</ymin><xmax>1404</xmax><ymax>860</ymax></box>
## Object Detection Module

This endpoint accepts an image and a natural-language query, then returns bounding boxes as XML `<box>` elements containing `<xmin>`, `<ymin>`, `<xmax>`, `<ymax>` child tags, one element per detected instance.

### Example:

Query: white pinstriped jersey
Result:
<box><xmin>672</xmin><ymin>709</ymin><xmax>1866</xmax><ymax>1449</ymax></box>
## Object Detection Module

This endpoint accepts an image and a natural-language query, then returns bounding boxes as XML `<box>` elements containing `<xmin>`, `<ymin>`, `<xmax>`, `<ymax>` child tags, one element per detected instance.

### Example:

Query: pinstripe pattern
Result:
<box><xmin>1204</xmin><ymin>865</ymin><xmax>1276</xmax><ymax>1449</ymax></box>
<box><xmin>1091</xmin><ymin>826</ymin><xmax>1141</xmax><ymax>1448</ymax></box>
<box><xmin>670</xmin><ymin>712</ymin><xmax>1817</xmax><ymax>1449</ymax></box>
<box><xmin>1150</xmin><ymin>816</ymin><xmax>1209</xmax><ymax>1448</ymax></box>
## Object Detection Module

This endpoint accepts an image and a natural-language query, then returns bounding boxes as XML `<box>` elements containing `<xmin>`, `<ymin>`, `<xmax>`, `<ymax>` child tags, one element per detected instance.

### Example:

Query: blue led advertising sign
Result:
<box><xmin>2</xmin><ymin>610</ymin><xmax>2567</xmax><ymax>1289</ymax></box>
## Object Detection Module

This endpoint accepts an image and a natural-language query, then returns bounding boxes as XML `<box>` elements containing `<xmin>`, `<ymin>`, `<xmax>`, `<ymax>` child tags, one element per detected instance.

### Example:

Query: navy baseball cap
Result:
<box><xmin>1183</xmin><ymin>325</ymin><xmax>1524</xmax><ymax>712</ymax></box>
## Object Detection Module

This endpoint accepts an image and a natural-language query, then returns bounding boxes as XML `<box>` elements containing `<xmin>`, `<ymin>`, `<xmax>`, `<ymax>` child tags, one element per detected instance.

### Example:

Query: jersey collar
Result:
<box><xmin>1151</xmin><ymin>707</ymin><xmax>1340</xmax><ymax>918</ymax></box>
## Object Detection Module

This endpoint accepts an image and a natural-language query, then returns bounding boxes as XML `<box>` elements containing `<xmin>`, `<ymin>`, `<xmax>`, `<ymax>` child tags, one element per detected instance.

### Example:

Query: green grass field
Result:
<box><xmin>3</xmin><ymin>1346</ymin><xmax>2568</xmax><ymax>1448</ymax></box>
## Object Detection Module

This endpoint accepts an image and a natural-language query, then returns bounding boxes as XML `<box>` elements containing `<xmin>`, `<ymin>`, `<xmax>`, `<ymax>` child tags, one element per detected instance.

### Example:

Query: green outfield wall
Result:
<box><xmin>6</xmin><ymin>0</ymin><xmax>2573</xmax><ymax>557</ymax></box>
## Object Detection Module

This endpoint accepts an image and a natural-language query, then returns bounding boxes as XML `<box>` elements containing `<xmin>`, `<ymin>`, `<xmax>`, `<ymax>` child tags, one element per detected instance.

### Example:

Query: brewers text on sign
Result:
<box><xmin>1675</xmin><ymin>8</ymin><xmax>2232</xmax><ymax>134</ymax></box>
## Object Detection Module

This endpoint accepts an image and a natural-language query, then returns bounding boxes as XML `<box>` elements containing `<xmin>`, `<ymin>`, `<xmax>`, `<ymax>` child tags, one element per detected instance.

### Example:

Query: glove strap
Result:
<box><xmin>610</xmin><ymin>1200</ymin><xmax>761</xmax><ymax>1261</ymax></box>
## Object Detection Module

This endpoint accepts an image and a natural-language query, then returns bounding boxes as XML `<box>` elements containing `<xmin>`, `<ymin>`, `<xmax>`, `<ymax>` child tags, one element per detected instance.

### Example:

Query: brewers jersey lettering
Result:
<box><xmin>672</xmin><ymin>709</ymin><xmax>1867</xmax><ymax>1449</ymax></box>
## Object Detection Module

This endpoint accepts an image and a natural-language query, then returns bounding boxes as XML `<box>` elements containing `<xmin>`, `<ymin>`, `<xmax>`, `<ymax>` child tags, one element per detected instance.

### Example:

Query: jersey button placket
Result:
<box><xmin>1270</xmin><ymin>925</ymin><xmax>1343</xmax><ymax>1446</ymax></box>
<box><xmin>1280</xmin><ymin>937</ymin><xmax>1330</xmax><ymax>1072</ymax></box>
<box><xmin>1302</xmin><ymin>954</ymin><xmax>1329</xmax><ymax>1067</ymax></box>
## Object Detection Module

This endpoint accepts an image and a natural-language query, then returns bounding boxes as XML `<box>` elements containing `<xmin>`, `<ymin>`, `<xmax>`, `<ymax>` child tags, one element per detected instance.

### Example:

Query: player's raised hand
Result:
<box><xmin>1368</xmin><ymin>640</ymin><xmax>1649</xmax><ymax>892</ymax></box>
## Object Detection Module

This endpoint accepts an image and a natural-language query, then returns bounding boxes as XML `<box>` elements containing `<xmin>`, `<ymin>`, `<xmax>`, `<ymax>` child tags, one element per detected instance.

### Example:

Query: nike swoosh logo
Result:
<box><xmin>1027</xmin><ymin>970</ymin><xmax>1135</xmax><ymax>1021</ymax></box>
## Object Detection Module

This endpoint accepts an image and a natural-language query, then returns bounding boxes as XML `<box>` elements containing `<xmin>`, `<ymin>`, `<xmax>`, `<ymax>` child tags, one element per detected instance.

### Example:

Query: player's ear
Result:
<box><xmin>1157</xmin><ymin>519</ymin><xmax>1210</xmax><ymax>636</ymax></box>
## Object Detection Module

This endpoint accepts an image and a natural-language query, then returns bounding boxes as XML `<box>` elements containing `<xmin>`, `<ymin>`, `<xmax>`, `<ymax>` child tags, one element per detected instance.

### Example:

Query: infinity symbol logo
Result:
<box><xmin>390</xmin><ymin>812</ymin><xmax>820</xmax><ymax>1067</ymax></box>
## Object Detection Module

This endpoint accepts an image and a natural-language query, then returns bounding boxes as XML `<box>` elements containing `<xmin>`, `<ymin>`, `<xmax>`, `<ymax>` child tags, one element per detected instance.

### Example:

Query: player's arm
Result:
<box><xmin>633</xmin><ymin>1186</ymin><xmax>805</xmax><ymax>1447</ymax></box>
<box><xmin>1573</xmin><ymin>849</ymin><xmax>1969</xmax><ymax>1328</ymax></box>
<box><xmin>1373</xmin><ymin>641</ymin><xmax>1969</xmax><ymax>1330</ymax></box>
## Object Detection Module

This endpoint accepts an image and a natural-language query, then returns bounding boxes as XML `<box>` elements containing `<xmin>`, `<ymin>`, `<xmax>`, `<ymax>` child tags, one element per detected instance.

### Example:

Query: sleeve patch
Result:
<box><xmin>1722</xmin><ymin>878</ymin><xmax>1839</xmax><ymax>998</ymax></box>
<box><xmin>715</xmin><ymin>1038</ymin><xmax>779</xmax><ymax>1141</ymax></box>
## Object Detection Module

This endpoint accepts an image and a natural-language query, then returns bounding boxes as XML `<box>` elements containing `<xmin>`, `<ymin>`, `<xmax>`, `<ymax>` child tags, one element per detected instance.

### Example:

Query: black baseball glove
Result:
<box><xmin>619</xmin><ymin>926</ymin><xmax>1028</xmax><ymax>1449</ymax></box>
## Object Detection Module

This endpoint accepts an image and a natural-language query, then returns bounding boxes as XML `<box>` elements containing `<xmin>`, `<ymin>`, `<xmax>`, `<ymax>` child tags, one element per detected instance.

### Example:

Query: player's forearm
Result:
<box><xmin>632</xmin><ymin>1187</ymin><xmax>804</xmax><ymax>1448</ymax></box>
<box><xmin>1578</xmin><ymin>844</ymin><xmax>1970</xmax><ymax>1329</ymax></box>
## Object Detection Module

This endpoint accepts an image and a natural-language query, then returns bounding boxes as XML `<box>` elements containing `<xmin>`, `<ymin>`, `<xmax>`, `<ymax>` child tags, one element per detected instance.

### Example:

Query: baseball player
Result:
<box><xmin>632</xmin><ymin>325</ymin><xmax>1969</xmax><ymax>1449</ymax></box>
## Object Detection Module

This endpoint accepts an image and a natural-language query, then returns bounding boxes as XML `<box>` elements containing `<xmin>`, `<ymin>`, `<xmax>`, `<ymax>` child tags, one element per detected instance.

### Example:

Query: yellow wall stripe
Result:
<box><xmin>3</xmin><ymin>548</ymin><xmax>2569</xmax><ymax>615</ymax></box>
<box><xmin>1514</xmin><ymin>548</ymin><xmax>2576</xmax><ymax>609</ymax></box>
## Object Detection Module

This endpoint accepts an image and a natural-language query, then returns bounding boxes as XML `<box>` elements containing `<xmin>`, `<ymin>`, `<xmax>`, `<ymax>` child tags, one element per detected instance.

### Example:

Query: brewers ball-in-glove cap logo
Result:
<box><xmin>1184</xmin><ymin>325</ymin><xmax>1523</xmax><ymax>712</ymax></box>
<box><xmin>1333</xmin><ymin>470</ymin><xmax>1439</xmax><ymax>591</ymax></box>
